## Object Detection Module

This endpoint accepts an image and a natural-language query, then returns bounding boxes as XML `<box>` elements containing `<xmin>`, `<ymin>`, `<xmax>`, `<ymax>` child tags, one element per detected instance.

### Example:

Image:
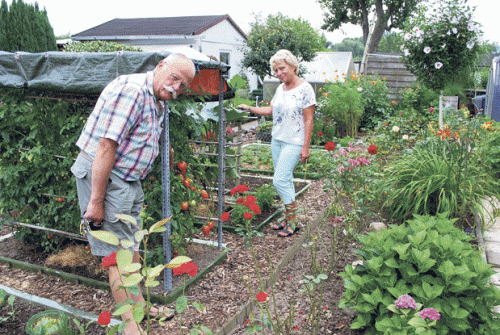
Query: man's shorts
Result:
<box><xmin>71</xmin><ymin>153</ymin><xmax>143</xmax><ymax>257</ymax></box>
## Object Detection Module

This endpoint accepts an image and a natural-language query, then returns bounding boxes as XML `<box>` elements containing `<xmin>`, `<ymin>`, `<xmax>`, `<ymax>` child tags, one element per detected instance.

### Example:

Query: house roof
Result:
<box><xmin>72</xmin><ymin>14</ymin><xmax>247</xmax><ymax>39</ymax></box>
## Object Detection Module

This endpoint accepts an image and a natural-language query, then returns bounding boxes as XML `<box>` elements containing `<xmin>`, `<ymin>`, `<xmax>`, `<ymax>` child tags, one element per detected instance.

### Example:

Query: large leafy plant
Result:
<box><xmin>339</xmin><ymin>213</ymin><xmax>500</xmax><ymax>334</ymax></box>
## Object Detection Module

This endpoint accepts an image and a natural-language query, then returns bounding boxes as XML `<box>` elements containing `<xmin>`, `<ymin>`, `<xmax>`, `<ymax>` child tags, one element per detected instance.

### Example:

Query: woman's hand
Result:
<box><xmin>238</xmin><ymin>104</ymin><xmax>250</xmax><ymax>111</ymax></box>
<box><xmin>300</xmin><ymin>147</ymin><xmax>310</xmax><ymax>162</ymax></box>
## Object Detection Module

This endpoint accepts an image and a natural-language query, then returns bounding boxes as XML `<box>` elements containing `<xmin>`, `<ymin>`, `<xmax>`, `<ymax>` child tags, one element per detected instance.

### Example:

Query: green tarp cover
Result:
<box><xmin>0</xmin><ymin>51</ymin><xmax>229</xmax><ymax>95</ymax></box>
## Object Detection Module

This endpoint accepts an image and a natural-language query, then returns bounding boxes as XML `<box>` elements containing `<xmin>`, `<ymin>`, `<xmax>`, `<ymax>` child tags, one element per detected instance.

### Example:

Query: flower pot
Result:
<box><xmin>256</xmin><ymin>130</ymin><xmax>272</xmax><ymax>143</ymax></box>
<box><xmin>25</xmin><ymin>310</ymin><xmax>70</xmax><ymax>335</ymax></box>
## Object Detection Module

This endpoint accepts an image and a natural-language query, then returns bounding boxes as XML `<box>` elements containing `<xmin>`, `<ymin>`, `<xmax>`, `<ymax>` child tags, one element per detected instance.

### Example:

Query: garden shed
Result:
<box><xmin>263</xmin><ymin>52</ymin><xmax>355</xmax><ymax>101</ymax></box>
<box><xmin>362</xmin><ymin>53</ymin><xmax>417</xmax><ymax>101</ymax></box>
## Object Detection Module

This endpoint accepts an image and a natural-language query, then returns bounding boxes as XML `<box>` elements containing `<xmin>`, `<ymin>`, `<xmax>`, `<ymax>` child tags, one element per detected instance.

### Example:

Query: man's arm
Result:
<box><xmin>84</xmin><ymin>137</ymin><xmax>118</xmax><ymax>223</ymax></box>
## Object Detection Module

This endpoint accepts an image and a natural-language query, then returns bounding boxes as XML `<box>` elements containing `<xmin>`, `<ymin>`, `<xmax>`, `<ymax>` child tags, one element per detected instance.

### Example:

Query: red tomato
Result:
<box><xmin>200</xmin><ymin>190</ymin><xmax>209</xmax><ymax>199</ymax></box>
<box><xmin>189</xmin><ymin>186</ymin><xmax>196</xmax><ymax>191</ymax></box>
<box><xmin>183</xmin><ymin>179</ymin><xmax>191</xmax><ymax>188</ymax></box>
<box><xmin>207</xmin><ymin>221</ymin><xmax>215</xmax><ymax>230</ymax></box>
<box><xmin>202</xmin><ymin>225</ymin><xmax>210</xmax><ymax>236</ymax></box>
<box><xmin>178</xmin><ymin>161</ymin><xmax>187</xmax><ymax>171</ymax></box>
<box><xmin>181</xmin><ymin>202</ymin><xmax>189</xmax><ymax>210</ymax></box>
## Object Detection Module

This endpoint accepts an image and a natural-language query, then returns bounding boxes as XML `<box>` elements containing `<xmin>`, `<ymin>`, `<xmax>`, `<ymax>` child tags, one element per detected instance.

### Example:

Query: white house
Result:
<box><xmin>71</xmin><ymin>15</ymin><xmax>258</xmax><ymax>91</ymax></box>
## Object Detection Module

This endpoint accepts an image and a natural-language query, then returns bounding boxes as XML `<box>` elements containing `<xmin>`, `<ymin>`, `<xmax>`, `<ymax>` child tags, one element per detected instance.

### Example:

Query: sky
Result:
<box><xmin>4</xmin><ymin>0</ymin><xmax>499</xmax><ymax>45</ymax></box>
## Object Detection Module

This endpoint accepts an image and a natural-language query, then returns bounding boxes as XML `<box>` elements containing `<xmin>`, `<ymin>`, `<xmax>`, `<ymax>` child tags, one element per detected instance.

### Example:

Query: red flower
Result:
<box><xmin>248</xmin><ymin>203</ymin><xmax>261</xmax><ymax>215</ymax></box>
<box><xmin>256</xmin><ymin>291</ymin><xmax>267</xmax><ymax>302</ymax></box>
<box><xmin>97</xmin><ymin>311</ymin><xmax>111</xmax><ymax>326</ymax></box>
<box><xmin>245</xmin><ymin>195</ymin><xmax>257</xmax><ymax>203</ymax></box>
<box><xmin>100</xmin><ymin>252</ymin><xmax>117</xmax><ymax>268</ymax></box>
<box><xmin>173</xmin><ymin>261</ymin><xmax>199</xmax><ymax>277</ymax></box>
<box><xmin>429</xmin><ymin>107</ymin><xmax>435</xmax><ymax>112</ymax></box>
<box><xmin>325</xmin><ymin>141</ymin><xmax>336</xmax><ymax>152</ymax></box>
<box><xmin>220</xmin><ymin>212</ymin><xmax>230</xmax><ymax>221</ymax></box>
<box><xmin>243</xmin><ymin>212</ymin><xmax>253</xmax><ymax>220</ymax></box>
<box><xmin>236</xmin><ymin>197</ymin><xmax>244</xmax><ymax>204</ymax></box>
<box><xmin>317</xmin><ymin>131</ymin><xmax>323</xmax><ymax>136</ymax></box>
<box><xmin>230</xmin><ymin>188</ymin><xmax>238</xmax><ymax>195</ymax></box>
<box><xmin>200</xmin><ymin>190</ymin><xmax>209</xmax><ymax>199</ymax></box>
<box><xmin>367</xmin><ymin>144</ymin><xmax>378</xmax><ymax>155</ymax></box>
<box><xmin>237</xmin><ymin>184</ymin><xmax>249</xmax><ymax>193</ymax></box>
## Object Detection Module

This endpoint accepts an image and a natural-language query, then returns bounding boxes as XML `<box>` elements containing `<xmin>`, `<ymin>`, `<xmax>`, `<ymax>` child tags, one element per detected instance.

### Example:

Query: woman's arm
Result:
<box><xmin>238</xmin><ymin>104</ymin><xmax>273</xmax><ymax>116</ymax></box>
<box><xmin>300</xmin><ymin>105</ymin><xmax>315</xmax><ymax>162</ymax></box>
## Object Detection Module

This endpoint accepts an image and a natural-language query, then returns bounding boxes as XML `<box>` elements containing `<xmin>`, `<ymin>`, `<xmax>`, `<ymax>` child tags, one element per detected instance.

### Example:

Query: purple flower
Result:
<box><xmin>394</xmin><ymin>294</ymin><xmax>417</xmax><ymax>310</ymax></box>
<box><xmin>419</xmin><ymin>308</ymin><xmax>440</xmax><ymax>320</ymax></box>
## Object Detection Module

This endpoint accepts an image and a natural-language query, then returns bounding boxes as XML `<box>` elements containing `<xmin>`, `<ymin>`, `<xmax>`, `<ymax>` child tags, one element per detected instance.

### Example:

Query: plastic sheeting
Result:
<box><xmin>0</xmin><ymin>50</ymin><xmax>231</xmax><ymax>96</ymax></box>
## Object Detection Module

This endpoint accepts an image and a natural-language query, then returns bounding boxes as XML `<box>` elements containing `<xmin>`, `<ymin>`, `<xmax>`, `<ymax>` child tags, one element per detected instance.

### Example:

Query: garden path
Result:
<box><xmin>479</xmin><ymin>198</ymin><xmax>500</xmax><ymax>313</ymax></box>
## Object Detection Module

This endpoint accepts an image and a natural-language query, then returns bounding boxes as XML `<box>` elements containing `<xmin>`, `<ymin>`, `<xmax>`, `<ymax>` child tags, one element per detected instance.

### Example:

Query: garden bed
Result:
<box><xmin>0</xmin><ymin>179</ymin><xmax>367</xmax><ymax>334</ymax></box>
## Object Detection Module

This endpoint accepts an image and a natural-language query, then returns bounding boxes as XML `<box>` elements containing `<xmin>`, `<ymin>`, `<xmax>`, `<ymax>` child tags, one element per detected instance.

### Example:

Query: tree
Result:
<box><xmin>318</xmin><ymin>0</ymin><xmax>425</xmax><ymax>54</ymax></box>
<box><xmin>0</xmin><ymin>0</ymin><xmax>57</xmax><ymax>52</ymax></box>
<box><xmin>328</xmin><ymin>37</ymin><xmax>365</xmax><ymax>60</ymax></box>
<box><xmin>242</xmin><ymin>13</ymin><xmax>324</xmax><ymax>79</ymax></box>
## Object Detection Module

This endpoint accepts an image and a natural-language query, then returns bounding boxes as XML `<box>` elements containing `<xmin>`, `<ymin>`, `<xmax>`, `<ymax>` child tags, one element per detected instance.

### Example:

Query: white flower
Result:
<box><xmin>452</xmin><ymin>27</ymin><xmax>458</xmax><ymax>34</ymax></box>
<box><xmin>447</xmin><ymin>30</ymin><xmax>452</xmax><ymax>36</ymax></box>
<box><xmin>467</xmin><ymin>22</ymin><xmax>477</xmax><ymax>32</ymax></box>
<box><xmin>404</xmin><ymin>49</ymin><xmax>411</xmax><ymax>56</ymax></box>
<box><xmin>441</xmin><ymin>43</ymin><xmax>447</xmax><ymax>49</ymax></box>
<box><xmin>402</xmin><ymin>134</ymin><xmax>409</xmax><ymax>140</ymax></box>
<box><xmin>467</xmin><ymin>41</ymin><xmax>475</xmax><ymax>50</ymax></box>
<box><xmin>424</xmin><ymin>46</ymin><xmax>431</xmax><ymax>54</ymax></box>
<box><xmin>392</xmin><ymin>126</ymin><xmax>400</xmax><ymax>132</ymax></box>
<box><xmin>404</xmin><ymin>33</ymin><xmax>413</xmax><ymax>40</ymax></box>
<box><xmin>451</xmin><ymin>17</ymin><xmax>459</xmax><ymax>24</ymax></box>
<box><xmin>435</xmin><ymin>62</ymin><xmax>443</xmax><ymax>69</ymax></box>
<box><xmin>357</xmin><ymin>87</ymin><xmax>363</xmax><ymax>92</ymax></box>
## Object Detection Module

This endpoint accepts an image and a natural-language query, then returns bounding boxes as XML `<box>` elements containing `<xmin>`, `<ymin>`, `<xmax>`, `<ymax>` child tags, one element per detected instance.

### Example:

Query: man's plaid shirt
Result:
<box><xmin>76</xmin><ymin>71</ymin><xmax>165</xmax><ymax>181</ymax></box>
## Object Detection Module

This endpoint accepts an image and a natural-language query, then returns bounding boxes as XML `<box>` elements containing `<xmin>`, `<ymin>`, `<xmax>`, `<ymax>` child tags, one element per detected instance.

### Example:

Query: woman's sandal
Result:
<box><xmin>149</xmin><ymin>305</ymin><xmax>175</xmax><ymax>320</ymax></box>
<box><xmin>272</xmin><ymin>219</ymin><xmax>288</xmax><ymax>230</ymax></box>
<box><xmin>277</xmin><ymin>222</ymin><xmax>300</xmax><ymax>237</ymax></box>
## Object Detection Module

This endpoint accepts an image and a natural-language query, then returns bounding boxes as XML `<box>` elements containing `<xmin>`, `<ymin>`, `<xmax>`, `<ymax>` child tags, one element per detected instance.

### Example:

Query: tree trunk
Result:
<box><xmin>365</xmin><ymin>23</ymin><xmax>385</xmax><ymax>54</ymax></box>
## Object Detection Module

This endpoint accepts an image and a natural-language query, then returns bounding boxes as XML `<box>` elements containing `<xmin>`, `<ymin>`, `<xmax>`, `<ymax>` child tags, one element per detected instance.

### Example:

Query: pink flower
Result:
<box><xmin>419</xmin><ymin>308</ymin><xmax>440</xmax><ymax>320</ymax></box>
<box><xmin>429</xmin><ymin>107</ymin><xmax>435</xmax><ymax>112</ymax></box>
<box><xmin>394</xmin><ymin>294</ymin><xmax>417</xmax><ymax>310</ymax></box>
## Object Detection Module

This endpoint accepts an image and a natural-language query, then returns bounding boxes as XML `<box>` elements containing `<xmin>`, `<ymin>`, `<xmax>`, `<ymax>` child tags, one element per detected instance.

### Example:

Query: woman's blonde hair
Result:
<box><xmin>270</xmin><ymin>49</ymin><xmax>299</xmax><ymax>75</ymax></box>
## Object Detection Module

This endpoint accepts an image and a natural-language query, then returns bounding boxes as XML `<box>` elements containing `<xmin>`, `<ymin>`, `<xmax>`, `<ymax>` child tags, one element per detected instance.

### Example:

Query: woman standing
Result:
<box><xmin>239</xmin><ymin>49</ymin><xmax>315</xmax><ymax>237</ymax></box>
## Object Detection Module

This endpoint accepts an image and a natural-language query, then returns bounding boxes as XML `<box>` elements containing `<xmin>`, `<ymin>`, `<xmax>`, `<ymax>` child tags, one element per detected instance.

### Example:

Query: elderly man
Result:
<box><xmin>71</xmin><ymin>53</ymin><xmax>196</xmax><ymax>335</ymax></box>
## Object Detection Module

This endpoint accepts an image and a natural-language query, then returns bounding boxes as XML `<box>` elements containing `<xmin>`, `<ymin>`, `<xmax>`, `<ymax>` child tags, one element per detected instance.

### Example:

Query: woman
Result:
<box><xmin>239</xmin><ymin>49</ymin><xmax>315</xmax><ymax>237</ymax></box>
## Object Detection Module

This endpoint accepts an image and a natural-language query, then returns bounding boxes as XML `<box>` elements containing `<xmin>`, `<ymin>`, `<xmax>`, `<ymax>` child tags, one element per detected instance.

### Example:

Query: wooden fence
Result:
<box><xmin>363</xmin><ymin>53</ymin><xmax>416</xmax><ymax>101</ymax></box>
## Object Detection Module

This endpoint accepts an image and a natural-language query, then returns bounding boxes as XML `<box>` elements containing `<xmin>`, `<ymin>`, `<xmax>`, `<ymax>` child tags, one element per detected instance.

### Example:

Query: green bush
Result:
<box><xmin>381</xmin><ymin>126</ymin><xmax>500</xmax><ymax>224</ymax></box>
<box><xmin>360</xmin><ymin>75</ymin><xmax>394</xmax><ymax>130</ymax></box>
<box><xmin>63</xmin><ymin>40</ymin><xmax>142</xmax><ymax>52</ymax></box>
<box><xmin>317</xmin><ymin>78</ymin><xmax>363</xmax><ymax>138</ymax></box>
<box><xmin>339</xmin><ymin>213</ymin><xmax>500</xmax><ymax>334</ymax></box>
<box><xmin>255</xmin><ymin>184</ymin><xmax>277</xmax><ymax>213</ymax></box>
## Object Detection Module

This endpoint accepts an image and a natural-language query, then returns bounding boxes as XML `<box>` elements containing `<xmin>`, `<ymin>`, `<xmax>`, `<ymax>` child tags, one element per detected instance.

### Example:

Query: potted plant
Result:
<box><xmin>25</xmin><ymin>310</ymin><xmax>71</xmax><ymax>335</ymax></box>
<box><xmin>255</xmin><ymin>120</ymin><xmax>272</xmax><ymax>143</ymax></box>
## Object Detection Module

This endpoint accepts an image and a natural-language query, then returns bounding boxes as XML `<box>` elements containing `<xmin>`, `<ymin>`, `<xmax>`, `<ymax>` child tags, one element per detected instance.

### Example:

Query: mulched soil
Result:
<box><xmin>0</xmin><ymin>131</ymin><xmax>372</xmax><ymax>335</ymax></box>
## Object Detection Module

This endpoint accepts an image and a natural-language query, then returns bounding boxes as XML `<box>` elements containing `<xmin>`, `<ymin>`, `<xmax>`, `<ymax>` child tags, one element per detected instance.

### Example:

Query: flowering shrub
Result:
<box><xmin>226</xmin><ymin>184</ymin><xmax>262</xmax><ymax>227</ymax></box>
<box><xmin>359</xmin><ymin>75</ymin><xmax>394</xmax><ymax>130</ymax></box>
<box><xmin>321</xmin><ymin>142</ymin><xmax>378</xmax><ymax>196</ymax></box>
<box><xmin>377</xmin><ymin>294</ymin><xmax>441</xmax><ymax>334</ymax></box>
<box><xmin>400</xmin><ymin>0</ymin><xmax>483</xmax><ymax>91</ymax></box>
<box><xmin>339</xmin><ymin>213</ymin><xmax>500</xmax><ymax>334</ymax></box>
